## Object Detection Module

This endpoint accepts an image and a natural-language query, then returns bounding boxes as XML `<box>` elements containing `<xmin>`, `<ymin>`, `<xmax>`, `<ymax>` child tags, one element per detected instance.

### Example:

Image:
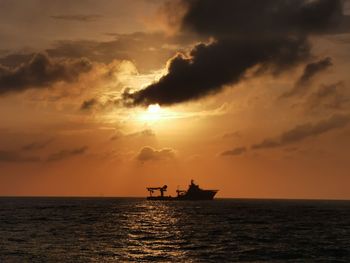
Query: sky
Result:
<box><xmin>0</xmin><ymin>0</ymin><xmax>350</xmax><ymax>199</ymax></box>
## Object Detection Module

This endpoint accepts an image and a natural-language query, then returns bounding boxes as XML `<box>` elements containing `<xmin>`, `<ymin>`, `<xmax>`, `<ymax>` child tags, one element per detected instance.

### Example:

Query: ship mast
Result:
<box><xmin>146</xmin><ymin>185</ymin><xmax>167</xmax><ymax>197</ymax></box>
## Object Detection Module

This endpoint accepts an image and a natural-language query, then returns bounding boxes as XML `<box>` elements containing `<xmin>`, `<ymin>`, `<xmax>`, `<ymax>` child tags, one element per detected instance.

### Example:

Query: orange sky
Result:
<box><xmin>0</xmin><ymin>0</ymin><xmax>350</xmax><ymax>199</ymax></box>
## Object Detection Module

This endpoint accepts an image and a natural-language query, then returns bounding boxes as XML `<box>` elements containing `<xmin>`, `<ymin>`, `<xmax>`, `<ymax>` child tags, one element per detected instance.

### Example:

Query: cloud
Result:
<box><xmin>123</xmin><ymin>0</ymin><xmax>348</xmax><ymax>106</ymax></box>
<box><xmin>222</xmin><ymin>131</ymin><xmax>241</xmax><ymax>139</ymax></box>
<box><xmin>80</xmin><ymin>97</ymin><xmax>122</xmax><ymax>112</ymax></box>
<box><xmin>123</xmin><ymin>38</ymin><xmax>310</xmax><ymax>106</ymax></box>
<box><xmin>296</xmin><ymin>58</ymin><xmax>333</xmax><ymax>88</ymax></box>
<box><xmin>50</xmin><ymin>14</ymin><xmax>103</xmax><ymax>22</ymax></box>
<box><xmin>46</xmin><ymin>146</ymin><xmax>88</xmax><ymax>162</ymax></box>
<box><xmin>251</xmin><ymin>139</ymin><xmax>281</xmax><ymax>150</ymax></box>
<box><xmin>80</xmin><ymin>98</ymin><xmax>98</xmax><ymax>111</ymax></box>
<box><xmin>0</xmin><ymin>53</ymin><xmax>92</xmax><ymax>95</ymax></box>
<box><xmin>0</xmin><ymin>150</ymin><xmax>40</xmax><ymax>163</ymax></box>
<box><xmin>0</xmin><ymin>53</ymin><xmax>34</xmax><ymax>68</ymax></box>
<box><xmin>282</xmin><ymin>57</ymin><xmax>333</xmax><ymax>97</ymax></box>
<box><xmin>45</xmin><ymin>32</ymin><xmax>194</xmax><ymax>73</ymax></box>
<box><xmin>306</xmin><ymin>81</ymin><xmax>349</xmax><ymax>110</ymax></box>
<box><xmin>136</xmin><ymin>146</ymin><xmax>176</xmax><ymax>162</ymax></box>
<box><xmin>110</xmin><ymin>129</ymin><xmax>156</xmax><ymax>141</ymax></box>
<box><xmin>110</xmin><ymin>132</ymin><xmax>123</xmax><ymax>141</ymax></box>
<box><xmin>127</xmin><ymin>129</ymin><xmax>156</xmax><ymax>138</ymax></box>
<box><xmin>221</xmin><ymin>147</ymin><xmax>246</xmax><ymax>156</ymax></box>
<box><xmin>221</xmin><ymin>114</ymin><xmax>350</xmax><ymax>154</ymax></box>
<box><xmin>0</xmin><ymin>32</ymin><xmax>197</xmax><ymax>73</ymax></box>
<box><xmin>22</xmin><ymin>138</ymin><xmax>54</xmax><ymax>151</ymax></box>
<box><xmin>252</xmin><ymin>114</ymin><xmax>350</xmax><ymax>149</ymax></box>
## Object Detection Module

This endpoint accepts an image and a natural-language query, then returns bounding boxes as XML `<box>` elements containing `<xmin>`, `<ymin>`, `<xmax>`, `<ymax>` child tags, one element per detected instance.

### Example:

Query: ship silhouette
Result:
<box><xmin>146</xmin><ymin>180</ymin><xmax>218</xmax><ymax>200</ymax></box>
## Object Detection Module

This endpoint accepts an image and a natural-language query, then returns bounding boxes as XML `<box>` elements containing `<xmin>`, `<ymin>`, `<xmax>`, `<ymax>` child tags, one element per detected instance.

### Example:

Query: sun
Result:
<box><xmin>147</xmin><ymin>104</ymin><xmax>161</xmax><ymax>114</ymax></box>
<box><xmin>139</xmin><ymin>104</ymin><xmax>162</xmax><ymax>122</ymax></box>
<box><xmin>135</xmin><ymin>103</ymin><xmax>184</xmax><ymax>123</ymax></box>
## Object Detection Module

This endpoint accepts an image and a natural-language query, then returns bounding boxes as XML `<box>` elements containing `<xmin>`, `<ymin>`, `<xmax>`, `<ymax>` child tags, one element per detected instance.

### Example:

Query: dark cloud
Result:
<box><xmin>110</xmin><ymin>132</ymin><xmax>123</xmax><ymax>141</ymax></box>
<box><xmin>180</xmin><ymin>0</ymin><xmax>345</xmax><ymax>36</ymax></box>
<box><xmin>0</xmin><ymin>53</ymin><xmax>92</xmax><ymax>95</ymax></box>
<box><xmin>46</xmin><ymin>146</ymin><xmax>88</xmax><ymax>162</ymax></box>
<box><xmin>0</xmin><ymin>150</ymin><xmax>40</xmax><ymax>163</ymax></box>
<box><xmin>297</xmin><ymin>58</ymin><xmax>333</xmax><ymax>87</ymax></box>
<box><xmin>22</xmin><ymin>138</ymin><xmax>54</xmax><ymax>151</ymax></box>
<box><xmin>123</xmin><ymin>37</ymin><xmax>310</xmax><ymax>106</ymax></box>
<box><xmin>123</xmin><ymin>0</ymin><xmax>348</xmax><ymax>106</ymax></box>
<box><xmin>282</xmin><ymin>57</ymin><xmax>333</xmax><ymax>98</ymax></box>
<box><xmin>136</xmin><ymin>146</ymin><xmax>176</xmax><ymax>162</ymax></box>
<box><xmin>50</xmin><ymin>14</ymin><xmax>103</xmax><ymax>22</ymax></box>
<box><xmin>332</xmin><ymin>12</ymin><xmax>350</xmax><ymax>33</ymax></box>
<box><xmin>0</xmin><ymin>53</ymin><xmax>34</xmax><ymax>68</ymax></box>
<box><xmin>80</xmin><ymin>98</ymin><xmax>98</xmax><ymax>111</ymax></box>
<box><xmin>80</xmin><ymin>96</ymin><xmax>121</xmax><ymax>112</ymax></box>
<box><xmin>252</xmin><ymin>114</ymin><xmax>350</xmax><ymax>149</ymax></box>
<box><xmin>221</xmin><ymin>147</ymin><xmax>246</xmax><ymax>156</ymax></box>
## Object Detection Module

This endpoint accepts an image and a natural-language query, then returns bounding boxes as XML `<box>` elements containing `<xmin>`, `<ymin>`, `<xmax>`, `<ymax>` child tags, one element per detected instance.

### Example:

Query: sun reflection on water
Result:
<box><xmin>122</xmin><ymin>202</ymin><xmax>187</xmax><ymax>261</ymax></box>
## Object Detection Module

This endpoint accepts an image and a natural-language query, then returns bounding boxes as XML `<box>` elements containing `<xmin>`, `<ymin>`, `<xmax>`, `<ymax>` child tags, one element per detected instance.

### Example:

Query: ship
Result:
<box><xmin>146</xmin><ymin>180</ymin><xmax>218</xmax><ymax>201</ymax></box>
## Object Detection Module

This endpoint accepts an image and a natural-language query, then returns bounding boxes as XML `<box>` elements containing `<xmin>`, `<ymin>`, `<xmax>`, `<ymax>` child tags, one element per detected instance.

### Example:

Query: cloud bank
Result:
<box><xmin>221</xmin><ymin>114</ymin><xmax>350</xmax><ymax>156</ymax></box>
<box><xmin>46</xmin><ymin>146</ymin><xmax>88</xmax><ymax>162</ymax></box>
<box><xmin>252</xmin><ymin>114</ymin><xmax>350</xmax><ymax>150</ymax></box>
<box><xmin>123</xmin><ymin>0</ymin><xmax>348</xmax><ymax>106</ymax></box>
<box><xmin>51</xmin><ymin>14</ymin><xmax>102</xmax><ymax>22</ymax></box>
<box><xmin>0</xmin><ymin>53</ymin><xmax>92</xmax><ymax>95</ymax></box>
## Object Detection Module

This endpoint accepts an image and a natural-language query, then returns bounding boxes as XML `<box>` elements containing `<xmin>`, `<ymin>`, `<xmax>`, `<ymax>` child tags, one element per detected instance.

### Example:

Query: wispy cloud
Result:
<box><xmin>50</xmin><ymin>14</ymin><xmax>103</xmax><ymax>22</ymax></box>
<box><xmin>281</xmin><ymin>57</ymin><xmax>333</xmax><ymax>98</ymax></box>
<box><xmin>110</xmin><ymin>129</ymin><xmax>156</xmax><ymax>141</ymax></box>
<box><xmin>221</xmin><ymin>147</ymin><xmax>246</xmax><ymax>156</ymax></box>
<box><xmin>22</xmin><ymin>138</ymin><xmax>54</xmax><ymax>151</ymax></box>
<box><xmin>252</xmin><ymin>114</ymin><xmax>350</xmax><ymax>149</ymax></box>
<box><xmin>221</xmin><ymin>114</ymin><xmax>350</xmax><ymax>155</ymax></box>
<box><xmin>46</xmin><ymin>146</ymin><xmax>88</xmax><ymax>162</ymax></box>
<box><xmin>306</xmin><ymin>81</ymin><xmax>348</xmax><ymax>110</ymax></box>
<box><xmin>0</xmin><ymin>150</ymin><xmax>40</xmax><ymax>163</ymax></box>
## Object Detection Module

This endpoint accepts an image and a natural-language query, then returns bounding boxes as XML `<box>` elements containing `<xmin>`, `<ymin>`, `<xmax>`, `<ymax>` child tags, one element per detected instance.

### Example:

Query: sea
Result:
<box><xmin>0</xmin><ymin>198</ymin><xmax>349</xmax><ymax>262</ymax></box>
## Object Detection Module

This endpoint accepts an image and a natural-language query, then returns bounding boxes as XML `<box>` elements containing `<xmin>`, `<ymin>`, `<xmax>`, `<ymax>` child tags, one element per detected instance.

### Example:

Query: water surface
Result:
<box><xmin>0</xmin><ymin>198</ymin><xmax>349</xmax><ymax>262</ymax></box>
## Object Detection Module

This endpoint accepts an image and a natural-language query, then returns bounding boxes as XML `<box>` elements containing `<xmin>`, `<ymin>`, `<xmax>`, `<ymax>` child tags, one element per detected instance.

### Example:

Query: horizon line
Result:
<box><xmin>0</xmin><ymin>196</ymin><xmax>349</xmax><ymax>202</ymax></box>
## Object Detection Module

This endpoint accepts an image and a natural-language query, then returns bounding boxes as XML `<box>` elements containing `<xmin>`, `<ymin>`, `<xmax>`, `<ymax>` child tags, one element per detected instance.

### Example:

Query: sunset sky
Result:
<box><xmin>1</xmin><ymin>0</ymin><xmax>350</xmax><ymax>199</ymax></box>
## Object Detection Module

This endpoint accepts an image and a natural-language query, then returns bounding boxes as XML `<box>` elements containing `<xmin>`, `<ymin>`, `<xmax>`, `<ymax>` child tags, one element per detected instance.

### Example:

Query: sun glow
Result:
<box><xmin>147</xmin><ymin>104</ymin><xmax>161</xmax><ymax>114</ymax></box>
<box><xmin>139</xmin><ymin>104</ymin><xmax>162</xmax><ymax>122</ymax></box>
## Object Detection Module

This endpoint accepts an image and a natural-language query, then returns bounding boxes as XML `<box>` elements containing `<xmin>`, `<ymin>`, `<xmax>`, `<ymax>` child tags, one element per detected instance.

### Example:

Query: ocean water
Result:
<box><xmin>0</xmin><ymin>198</ymin><xmax>349</xmax><ymax>262</ymax></box>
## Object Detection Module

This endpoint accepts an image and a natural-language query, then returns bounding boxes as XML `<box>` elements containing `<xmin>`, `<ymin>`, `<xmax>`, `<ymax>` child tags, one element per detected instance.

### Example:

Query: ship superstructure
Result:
<box><xmin>146</xmin><ymin>180</ymin><xmax>218</xmax><ymax>200</ymax></box>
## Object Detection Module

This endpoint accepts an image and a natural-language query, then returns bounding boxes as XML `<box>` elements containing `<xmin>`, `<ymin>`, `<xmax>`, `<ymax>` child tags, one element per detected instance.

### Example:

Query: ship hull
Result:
<box><xmin>177</xmin><ymin>190</ymin><xmax>217</xmax><ymax>200</ymax></box>
<box><xmin>147</xmin><ymin>196</ymin><xmax>173</xmax><ymax>201</ymax></box>
<box><xmin>147</xmin><ymin>190</ymin><xmax>218</xmax><ymax>201</ymax></box>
